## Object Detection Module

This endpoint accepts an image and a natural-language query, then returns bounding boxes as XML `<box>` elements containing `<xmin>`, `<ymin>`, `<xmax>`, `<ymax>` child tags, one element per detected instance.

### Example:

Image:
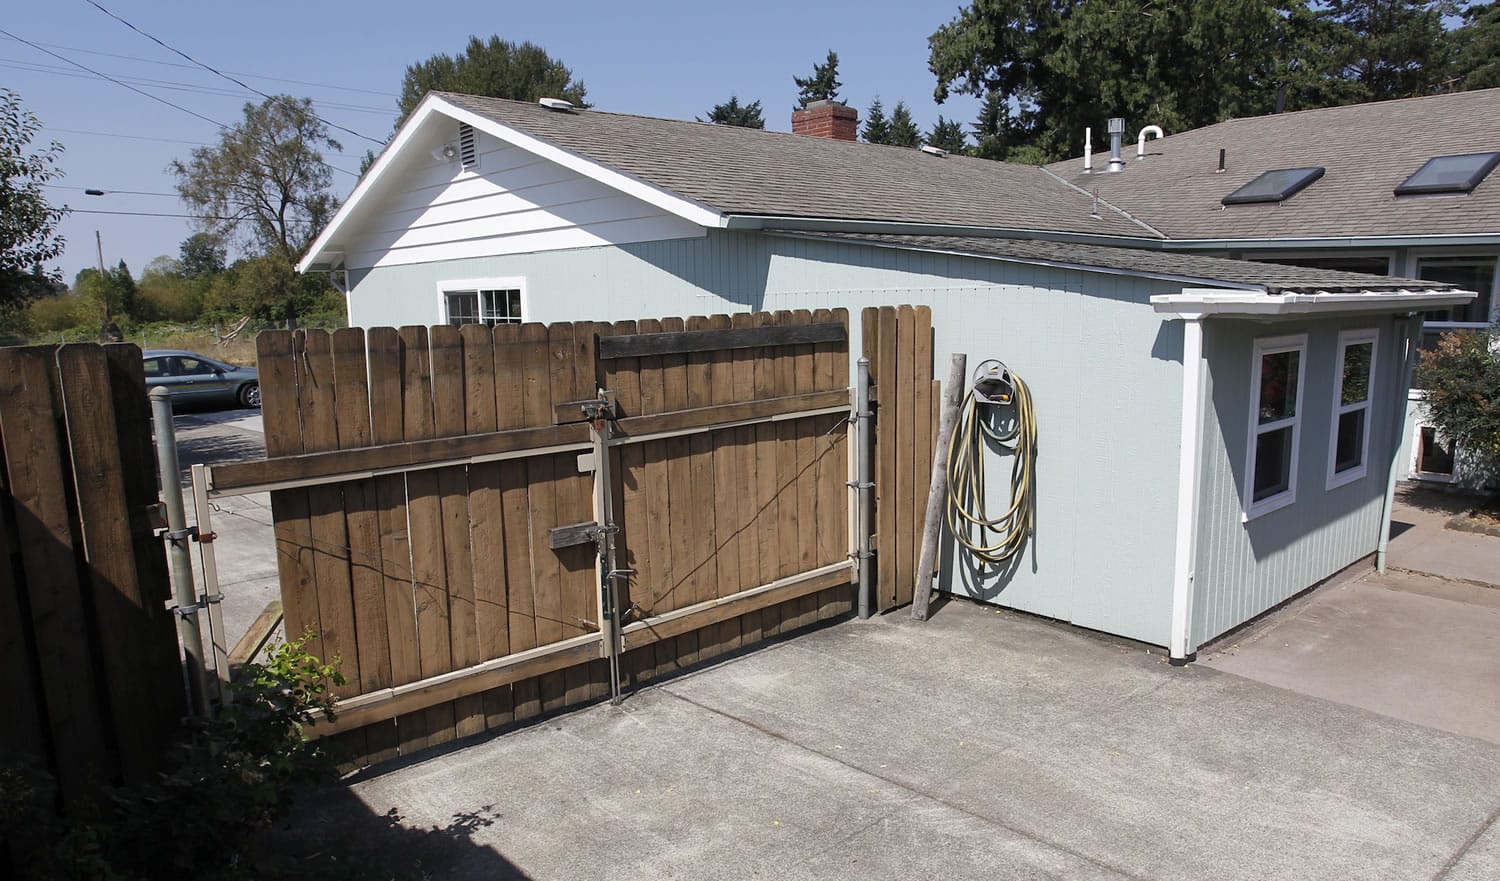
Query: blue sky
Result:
<box><xmin>6</xmin><ymin>0</ymin><xmax>983</xmax><ymax>282</ymax></box>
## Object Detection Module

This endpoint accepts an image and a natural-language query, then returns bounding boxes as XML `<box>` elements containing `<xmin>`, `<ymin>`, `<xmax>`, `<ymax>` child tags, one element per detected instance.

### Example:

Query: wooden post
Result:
<box><xmin>911</xmin><ymin>354</ymin><xmax>967</xmax><ymax>621</ymax></box>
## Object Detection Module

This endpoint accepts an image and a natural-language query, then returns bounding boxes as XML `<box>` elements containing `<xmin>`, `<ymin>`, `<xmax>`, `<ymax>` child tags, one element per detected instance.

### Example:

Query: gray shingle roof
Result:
<box><xmin>777</xmin><ymin>232</ymin><xmax>1444</xmax><ymax>293</ymax></box>
<box><xmin>1044</xmin><ymin>88</ymin><xmax>1500</xmax><ymax>240</ymax></box>
<box><xmin>438</xmin><ymin>93</ymin><xmax>1153</xmax><ymax>239</ymax></box>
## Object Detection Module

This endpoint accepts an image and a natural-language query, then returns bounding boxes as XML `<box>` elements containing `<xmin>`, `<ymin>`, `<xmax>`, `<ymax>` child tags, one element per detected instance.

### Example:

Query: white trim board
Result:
<box><xmin>299</xmin><ymin>94</ymin><xmax>724</xmax><ymax>273</ymax></box>
<box><xmin>1243</xmin><ymin>334</ymin><xmax>1308</xmax><ymax>521</ymax></box>
<box><xmin>1153</xmin><ymin>287</ymin><xmax>1476</xmax><ymax>316</ymax></box>
<box><xmin>1325</xmin><ymin>328</ymin><xmax>1378</xmax><ymax>491</ymax></box>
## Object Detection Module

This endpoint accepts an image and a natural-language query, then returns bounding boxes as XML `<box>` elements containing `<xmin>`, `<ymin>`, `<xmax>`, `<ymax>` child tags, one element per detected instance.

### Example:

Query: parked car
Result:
<box><xmin>142</xmin><ymin>350</ymin><xmax>260</xmax><ymax>409</ymax></box>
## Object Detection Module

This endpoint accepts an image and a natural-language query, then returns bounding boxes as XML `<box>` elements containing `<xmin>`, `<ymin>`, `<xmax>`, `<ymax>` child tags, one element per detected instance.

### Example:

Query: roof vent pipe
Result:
<box><xmin>1137</xmin><ymin>125</ymin><xmax>1164</xmax><ymax>159</ymax></box>
<box><xmin>1107</xmin><ymin>117</ymin><xmax>1125</xmax><ymax>172</ymax></box>
<box><xmin>1083</xmin><ymin>127</ymin><xmax>1092</xmax><ymax>174</ymax></box>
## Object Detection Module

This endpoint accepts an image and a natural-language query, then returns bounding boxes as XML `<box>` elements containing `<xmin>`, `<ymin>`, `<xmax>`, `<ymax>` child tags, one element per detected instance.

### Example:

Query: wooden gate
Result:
<box><xmin>0</xmin><ymin>344</ymin><xmax>184</xmax><ymax>802</ymax></box>
<box><xmin>201</xmin><ymin>310</ymin><xmax>856</xmax><ymax>764</ymax></box>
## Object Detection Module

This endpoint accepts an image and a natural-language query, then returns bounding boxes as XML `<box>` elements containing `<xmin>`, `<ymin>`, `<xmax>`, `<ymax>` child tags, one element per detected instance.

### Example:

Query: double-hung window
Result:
<box><xmin>440</xmin><ymin>278</ymin><xmax>524</xmax><ymax>327</ymax></box>
<box><xmin>1327</xmin><ymin>330</ymin><xmax>1377</xmax><ymax>489</ymax></box>
<box><xmin>1245</xmin><ymin>335</ymin><xmax>1307</xmax><ymax>519</ymax></box>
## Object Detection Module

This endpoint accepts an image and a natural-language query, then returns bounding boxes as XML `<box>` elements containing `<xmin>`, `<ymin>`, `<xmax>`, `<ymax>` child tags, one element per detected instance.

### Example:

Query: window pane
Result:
<box><xmin>1253</xmin><ymin>425</ymin><xmax>1294</xmax><ymax>501</ymax></box>
<box><xmin>177</xmin><ymin>357</ymin><xmax>215</xmax><ymax>375</ymax></box>
<box><xmin>1341</xmin><ymin>342</ymin><xmax>1372</xmax><ymax>405</ymax></box>
<box><xmin>447</xmin><ymin>291</ymin><xmax>480</xmax><ymax>326</ymax></box>
<box><xmin>1417</xmin><ymin>259</ymin><xmax>1495</xmax><ymax>324</ymax></box>
<box><xmin>1334</xmin><ymin>409</ymin><xmax>1366</xmax><ymax>473</ymax></box>
<box><xmin>1258</xmin><ymin>350</ymin><xmax>1300</xmax><ymax>424</ymax></box>
<box><xmin>476</xmin><ymin>289</ymin><xmax>521</xmax><ymax>325</ymax></box>
<box><xmin>143</xmin><ymin>358</ymin><xmax>165</xmax><ymax>377</ymax></box>
<box><xmin>508</xmin><ymin>289</ymin><xmax>521</xmax><ymax>319</ymax></box>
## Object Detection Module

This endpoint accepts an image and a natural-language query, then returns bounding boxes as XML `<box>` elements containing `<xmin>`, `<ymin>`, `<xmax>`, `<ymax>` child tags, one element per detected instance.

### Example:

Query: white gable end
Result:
<box><xmin>340</xmin><ymin>118</ymin><xmax>706</xmax><ymax>270</ymax></box>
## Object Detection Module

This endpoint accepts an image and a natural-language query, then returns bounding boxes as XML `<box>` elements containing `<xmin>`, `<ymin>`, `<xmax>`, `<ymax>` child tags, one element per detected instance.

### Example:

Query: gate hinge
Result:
<box><xmin>163</xmin><ymin>592</ymin><xmax>223</xmax><ymax>617</ymax></box>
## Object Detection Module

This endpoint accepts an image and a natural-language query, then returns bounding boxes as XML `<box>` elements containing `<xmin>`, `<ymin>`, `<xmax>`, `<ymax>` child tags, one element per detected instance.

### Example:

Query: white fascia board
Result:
<box><xmin>741</xmin><ymin>216</ymin><xmax>1167</xmax><ymax>249</ymax></box>
<box><xmin>297</xmin><ymin>94</ymin><xmax>448</xmax><ymax>273</ymax></box>
<box><xmin>1151</xmin><ymin>287</ymin><xmax>1477</xmax><ymax>316</ymax></box>
<box><xmin>298</xmin><ymin>94</ymin><xmax>725</xmax><ymax>274</ymax></box>
<box><xmin>436</xmin><ymin>99</ymin><xmax>726</xmax><ymax>230</ymax></box>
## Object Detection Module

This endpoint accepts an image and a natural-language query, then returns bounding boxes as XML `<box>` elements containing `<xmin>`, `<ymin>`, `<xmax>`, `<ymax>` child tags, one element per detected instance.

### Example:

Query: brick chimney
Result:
<box><xmin>792</xmin><ymin>99</ymin><xmax>858</xmax><ymax>141</ymax></box>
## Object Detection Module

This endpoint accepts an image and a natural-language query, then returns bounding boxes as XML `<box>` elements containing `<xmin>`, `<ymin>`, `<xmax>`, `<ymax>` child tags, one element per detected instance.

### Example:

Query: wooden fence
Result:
<box><xmin>0</xmin><ymin>344</ymin><xmax>183</xmax><ymax>802</ymax></box>
<box><xmin>863</xmin><ymin>305</ymin><xmax>938</xmax><ymax>611</ymax></box>
<box><xmin>203</xmin><ymin>309</ymin><xmax>859</xmax><ymax>766</ymax></box>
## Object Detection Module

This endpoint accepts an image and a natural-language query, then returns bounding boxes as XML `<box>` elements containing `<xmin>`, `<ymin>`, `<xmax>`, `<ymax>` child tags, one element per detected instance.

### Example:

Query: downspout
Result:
<box><xmin>1376</xmin><ymin>314</ymin><xmax>1421</xmax><ymax>573</ymax></box>
<box><xmin>1169</xmin><ymin>315</ymin><xmax>1207</xmax><ymax>664</ymax></box>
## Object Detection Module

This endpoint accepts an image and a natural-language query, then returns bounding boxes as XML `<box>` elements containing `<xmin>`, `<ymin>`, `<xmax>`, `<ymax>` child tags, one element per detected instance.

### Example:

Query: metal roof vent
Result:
<box><xmin>919</xmin><ymin>144</ymin><xmax>949</xmax><ymax>158</ymax></box>
<box><xmin>457</xmin><ymin>123</ymin><xmax>478</xmax><ymax>171</ymax></box>
<box><xmin>539</xmin><ymin>97</ymin><xmax>576</xmax><ymax>112</ymax></box>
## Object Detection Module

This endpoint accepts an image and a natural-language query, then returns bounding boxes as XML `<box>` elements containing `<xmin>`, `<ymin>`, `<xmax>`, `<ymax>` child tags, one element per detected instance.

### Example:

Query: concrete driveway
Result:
<box><xmin>286</xmin><ymin>597</ymin><xmax>1500</xmax><ymax>880</ymax></box>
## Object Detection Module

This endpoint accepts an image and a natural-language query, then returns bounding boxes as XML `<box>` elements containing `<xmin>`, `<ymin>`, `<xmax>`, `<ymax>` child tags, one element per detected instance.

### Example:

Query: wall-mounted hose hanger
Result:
<box><xmin>946</xmin><ymin>359</ymin><xmax>1037</xmax><ymax>567</ymax></box>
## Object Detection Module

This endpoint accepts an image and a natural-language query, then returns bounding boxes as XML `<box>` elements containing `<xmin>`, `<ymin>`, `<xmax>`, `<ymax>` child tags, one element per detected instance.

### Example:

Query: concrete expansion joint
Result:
<box><xmin>1429</xmin><ymin>802</ymin><xmax>1500</xmax><ymax>881</ymax></box>
<box><xmin>657</xmin><ymin>686</ymin><xmax>1154</xmax><ymax>881</ymax></box>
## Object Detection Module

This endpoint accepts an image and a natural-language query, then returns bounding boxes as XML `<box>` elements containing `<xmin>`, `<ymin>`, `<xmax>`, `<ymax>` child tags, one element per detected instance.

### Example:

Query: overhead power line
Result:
<box><xmin>46</xmin><ymin>184</ymin><xmax>179</xmax><ymax>197</ymax></box>
<box><xmin>68</xmin><ymin>207</ymin><xmax>315</xmax><ymax>223</ymax></box>
<box><xmin>0</xmin><ymin>26</ymin><xmax>227</xmax><ymax>128</ymax></box>
<box><xmin>0</xmin><ymin>34</ymin><xmax>396</xmax><ymax>97</ymax></box>
<box><xmin>44</xmin><ymin>126</ymin><xmax>214</xmax><ymax>147</ymax></box>
<box><xmin>83</xmin><ymin>0</ymin><xmax>384</xmax><ymax>145</ymax></box>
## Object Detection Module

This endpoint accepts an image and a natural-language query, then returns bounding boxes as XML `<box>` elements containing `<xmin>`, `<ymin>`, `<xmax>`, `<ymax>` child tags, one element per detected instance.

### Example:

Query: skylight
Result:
<box><xmin>1394</xmin><ymin>152</ymin><xmax>1500</xmax><ymax>196</ymax></box>
<box><xmin>1222</xmin><ymin>167</ymin><xmax>1326</xmax><ymax>205</ymax></box>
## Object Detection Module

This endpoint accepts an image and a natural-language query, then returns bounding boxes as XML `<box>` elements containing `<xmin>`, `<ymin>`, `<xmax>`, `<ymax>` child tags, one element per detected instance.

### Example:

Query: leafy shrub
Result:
<box><xmin>1</xmin><ymin>633</ymin><xmax>348</xmax><ymax>880</ymax></box>
<box><xmin>1416</xmin><ymin>327</ymin><xmax>1500</xmax><ymax>484</ymax></box>
<box><xmin>26</xmin><ymin>294</ymin><xmax>96</xmax><ymax>334</ymax></box>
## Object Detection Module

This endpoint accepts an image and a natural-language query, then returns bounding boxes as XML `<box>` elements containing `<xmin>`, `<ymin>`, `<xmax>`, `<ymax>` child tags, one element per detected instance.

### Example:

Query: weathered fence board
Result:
<box><xmin>863</xmin><ymin>305</ymin><xmax>937</xmax><ymax>612</ymax></box>
<box><xmin>0</xmin><ymin>343</ymin><xmax>182</xmax><ymax>806</ymax></box>
<box><xmin>240</xmin><ymin>309</ymin><xmax>867</xmax><ymax>767</ymax></box>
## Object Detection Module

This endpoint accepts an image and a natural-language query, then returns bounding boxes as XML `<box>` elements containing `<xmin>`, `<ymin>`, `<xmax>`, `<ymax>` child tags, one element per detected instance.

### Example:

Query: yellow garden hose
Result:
<box><xmin>945</xmin><ymin>369</ymin><xmax>1037</xmax><ymax>567</ymax></box>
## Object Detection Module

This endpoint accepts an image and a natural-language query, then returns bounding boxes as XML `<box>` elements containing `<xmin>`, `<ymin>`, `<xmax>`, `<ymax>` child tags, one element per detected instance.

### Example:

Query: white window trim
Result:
<box><xmin>1326</xmin><ymin>328</ymin><xmax>1379</xmax><ymax>490</ymax></box>
<box><xmin>1243</xmin><ymin>333</ymin><xmax>1308</xmax><ymax>521</ymax></box>
<box><xmin>436</xmin><ymin>276</ymin><xmax>527</xmax><ymax>326</ymax></box>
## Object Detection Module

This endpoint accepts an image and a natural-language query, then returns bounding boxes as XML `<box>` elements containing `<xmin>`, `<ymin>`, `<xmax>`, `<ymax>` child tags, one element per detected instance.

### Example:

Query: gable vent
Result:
<box><xmin>457</xmin><ymin>123</ymin><xmax>479</xmax><ymax>170</ymax></box>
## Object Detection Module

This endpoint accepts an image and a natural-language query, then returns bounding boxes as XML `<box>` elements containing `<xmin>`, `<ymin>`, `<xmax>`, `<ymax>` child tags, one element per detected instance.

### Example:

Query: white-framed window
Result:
<box><xmin>1244</xmin><ymin>334</ymin><xmax>1307</xmax><ymax>520</ymax></box>
<box><xmin>437</xmin><ymin>277</ymin><xmax>525</xmax><ymax>327</ymax></box>
<box><xmin>1326</xmin><ymin>329</ymin><xmax>1378</xmax><ymax>489</ymax></box>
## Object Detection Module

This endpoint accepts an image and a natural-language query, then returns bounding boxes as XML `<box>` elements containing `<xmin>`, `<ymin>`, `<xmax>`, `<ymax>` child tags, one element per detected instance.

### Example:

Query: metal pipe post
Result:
<box><xmin>151</xmin><ymin>388</ymin><xmax>209</xmax><ymax>716</ymax></box>
<box><xmin>1377</xmin><ymin>315</ymin><xmax>1421</xmax><ymax>573</ymax></box>
<box><xmin>587</xmin><ymin>397</ymin><xmax>625</xmax><ymax>704</ymax></box>
<box><xmin>854</xmin><ymin>357</ymin><xmax>874</xmax><ymax>619</ymax></box>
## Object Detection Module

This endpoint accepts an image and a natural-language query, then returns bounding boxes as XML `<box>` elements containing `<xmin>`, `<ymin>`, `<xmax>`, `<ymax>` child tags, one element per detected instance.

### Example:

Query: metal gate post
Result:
<box><xmin>190</xmin><ymin>463</ymin><xmax>231</xmax><ymax>698</ymax></box>
<box><xmin>150</xmin><ymin>389</ymin><xmax>210</xmax><ymax>715</ymax></box>
<box><xmin>585</xmin><ymin>393</ymin><xmax>626</xmax><ymax>704</ymax></box>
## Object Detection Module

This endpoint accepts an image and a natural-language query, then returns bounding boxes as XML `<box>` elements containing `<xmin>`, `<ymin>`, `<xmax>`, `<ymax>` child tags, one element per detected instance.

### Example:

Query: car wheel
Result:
<box><xmin>239</xmin><ymin>382</ymin><xmax>261</xmax><ymax>409</ymax></box>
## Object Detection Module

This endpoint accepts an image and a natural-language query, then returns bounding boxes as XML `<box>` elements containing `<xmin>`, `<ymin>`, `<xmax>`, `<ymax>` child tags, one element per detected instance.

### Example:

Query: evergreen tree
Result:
<box><xmin>862</xmin><ymin>97</ymin><xmax>892</xmax><ymax>144</ymax></box>
<box><xmin>970</xmin><ymin>90</ymin><xmax>1010</xmax><ymax>160</ymax></box>
<box><xmin>1320</xmin><ymin>0</ymin><xmax>1456</xmax><ymax>100</ymax></box>
<box><xmin>1449</xmin><ymin>0</ymin><xmax>1499</xmax><ymax>90</ymax></box>
<box><xmin>397</xmin><ymin>36</ymin><xmax>587</xmax><ymax>125</ymax></box>
<box><xmin>889</xmin><ymin>101</ymin><xmax>921</xmax><ymax>147</ymax></box>
<box><xmin>701</xmin><ymin>95</ymin><xmax>765</xmax><ymax>128</ymax></box>
<box><xmin>794</xmin><ymin>50</ymin><xmax>842</xmax><ymax>108</ymax></box>
<box><xmin>926</xmin><ymin>116</ymin><xmax>969</xmax><ymax>153</ymax></box>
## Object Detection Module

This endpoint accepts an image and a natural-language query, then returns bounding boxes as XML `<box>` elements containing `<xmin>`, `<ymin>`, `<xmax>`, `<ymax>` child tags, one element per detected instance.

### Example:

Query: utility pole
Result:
<box><xmin>95</xmin><ymin>230</ymin><xmax>112</xmax><ymax>323</ymax></box>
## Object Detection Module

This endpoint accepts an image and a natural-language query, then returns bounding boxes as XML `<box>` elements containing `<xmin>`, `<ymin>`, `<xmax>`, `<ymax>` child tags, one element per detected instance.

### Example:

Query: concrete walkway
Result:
<box><xmin>288</xmin><ymin>601</ymin><xmax>1500</xmax><ymax>880</ymax></box>
<box><xmin>1386</xmin><ymin>484</ymin><xmax>1500</xmax><ymax>586</ymax></box>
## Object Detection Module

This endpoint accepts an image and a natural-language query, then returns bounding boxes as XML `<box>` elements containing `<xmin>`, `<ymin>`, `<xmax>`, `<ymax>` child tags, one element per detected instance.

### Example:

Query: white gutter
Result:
<box><xmin>1169</xmin><ymin>314</ymin><xmax>1206</xmax><ymax>664</ymax></box>
<box><xmin>1152</xmin><ymin>288</ymin><xmax>1476</xmax><ymax>316</ymax></box>
<box><xmin>1377</xmin><ymin>314</ymin><xmax>1422</xmax><ymax>572</ymax></box>
<box><xmin>1165</xmin><ymin>233</ymin><xmax>1500</xmax><ymax>250</ymax></box>
<box><xmin>725</xmin><ymin>215</ymin><xmax>1165</xmax><ymax>248</ymax></box>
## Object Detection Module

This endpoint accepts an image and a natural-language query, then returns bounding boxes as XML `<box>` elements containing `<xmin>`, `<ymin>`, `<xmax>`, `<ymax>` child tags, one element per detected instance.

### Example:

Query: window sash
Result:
<box><xmin>1245</xmin><ymin>335</ymin><xmax>1307</xmax><ymax>519</ymax></box>
<box><xmin>444</xmin><ymin>287</ymin><xmax>522</xmax><ymax>326</ymax></box>
<box><xmin>1327</xmin><ymin>330</ymin><xmax>1377</xmax><ymax>489</ymax></box>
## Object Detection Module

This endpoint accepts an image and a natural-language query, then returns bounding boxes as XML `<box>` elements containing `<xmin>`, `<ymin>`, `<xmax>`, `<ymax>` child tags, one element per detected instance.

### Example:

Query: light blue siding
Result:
<box><xmin>349</xmin><ymin>230</ymin><xmax>1186</xmax><ymax>645</ymax></box>
<box><xmin>1191</xmin><ymin>316</ymin><xmax>1409</xmax><ymax>646</ymax></box>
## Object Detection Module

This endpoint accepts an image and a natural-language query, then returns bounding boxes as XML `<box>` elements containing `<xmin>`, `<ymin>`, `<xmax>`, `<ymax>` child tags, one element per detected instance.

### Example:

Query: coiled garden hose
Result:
<box><xmin>945</xmin><ymin>371</ymin><xmax>1037</xmax><ymax>566</ymax></box>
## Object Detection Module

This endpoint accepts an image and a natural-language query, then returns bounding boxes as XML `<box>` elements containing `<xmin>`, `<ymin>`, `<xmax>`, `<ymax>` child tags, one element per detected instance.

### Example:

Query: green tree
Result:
<box><xmin>137</xmin><ymin>255</ymin><xmax>205</xmax><ymax>323</ymax></box>
<box><xmin>1</xmin><ymin>89</ymin><xmax>68</xmax><ymax>314</ymax></box>
<box><xmin>862</xmin><ymin>97</ymin><xmax>893</xmax><ymax>144</ymax></box>
<box><xmin>701</xmin><ymin>95</ymin><xmax>765</xmax><ymax>128</ymax></box>
<box><xmin>1450</xmin><ymin>0</ymin><xmax>1500</xmax><ymax>90</ymax></box>
<box><xmin>889</xmin><ymin>101</ymin><xmax>921</xmax><ymax>147</ymax></box>
<box><xmin>397</xmin><ymin>36</ymin><xmax>587</xmax><ymax>124</ymax></box>
<box><xmin>171</xmin><ymin>96</ymin><xmax>341</xmax><ymax>266</ymax></box>
<box><xmin>178</xmin><ymin>232</ymin><xmax>226</xmax><ymax>278</ymax></box>
<box><xmin>1320</xmin><ymin>0</ymin><xmax>1457</xmax><ymax>100</ymax></box>
<box><xmin>926</xmin><ymin>115</ymin><xmax>969</xmax><ymax>153</ymax></box>
<box><xmin>72</xmin><ymin>260</ymin><xmax>137</xmax><ymax>325</ymax></box>
<box><xmin>929</xmin><ymin>1</ymin><xmax>1329</xmax><ymax>161</ymax></box>
<box><xmin>794</xmin><ymin>50</ymin><xmax>842</xmax><ymax>108</ymax></box>
<box><xmin>1416</xmin><ymin>327</ymin><xmax>1500</xmax><ymax>483</ymax></box>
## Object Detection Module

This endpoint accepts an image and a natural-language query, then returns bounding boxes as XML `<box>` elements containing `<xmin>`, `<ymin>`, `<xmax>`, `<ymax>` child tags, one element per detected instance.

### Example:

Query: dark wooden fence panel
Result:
<box><xmin>249</xmin><ymin>309</ymin><xmax>858</xmax><ymax>768</ymax></box>
<box><xmin>0</xmin><ymin>343</ymin><xmax>183</xmax><ymax>805</ymax></box>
